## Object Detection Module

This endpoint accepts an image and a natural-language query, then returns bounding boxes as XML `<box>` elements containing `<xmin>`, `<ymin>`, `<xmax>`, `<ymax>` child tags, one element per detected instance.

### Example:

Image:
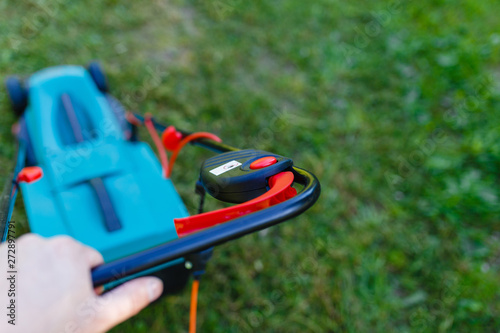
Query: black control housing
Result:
<box><xmin>200</xmin><ymin>149</ymin><xmax>293</xmax><ymax>203</ymax></box>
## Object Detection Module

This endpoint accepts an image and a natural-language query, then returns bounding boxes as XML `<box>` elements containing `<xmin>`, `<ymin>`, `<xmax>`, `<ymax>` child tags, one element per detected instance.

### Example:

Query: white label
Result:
<box><xmin>209</xmin><ymin>160</ymin><xmax>242</xmax><ymax>176</ymax></box>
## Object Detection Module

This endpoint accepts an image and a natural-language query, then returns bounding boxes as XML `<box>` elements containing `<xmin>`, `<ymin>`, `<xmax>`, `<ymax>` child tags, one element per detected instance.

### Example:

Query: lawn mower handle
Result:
<box><xmin>91</xmin><ymin>166</ymin><xmax>319</xmax><ymax>287</ymax></box>
<box><xmin>91</xmin><ymin>116</ymin><xmax>320</xmax><ymax>286</ymax></box>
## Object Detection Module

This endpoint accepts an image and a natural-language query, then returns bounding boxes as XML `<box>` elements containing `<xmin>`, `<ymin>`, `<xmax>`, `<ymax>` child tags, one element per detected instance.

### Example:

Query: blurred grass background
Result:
<box><xmin>1</xmin><ymin>0</ymin><xmax>500</xmax><ymax>332</ymax></box>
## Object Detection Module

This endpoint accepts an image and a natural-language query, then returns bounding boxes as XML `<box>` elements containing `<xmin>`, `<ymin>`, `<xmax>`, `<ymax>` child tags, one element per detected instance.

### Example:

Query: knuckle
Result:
<box><xmin>20</xmin><ymin>233</ymin><xmax>44</xmax><ymax>243</ymax></box>
<box><xmin>51</xmin><ymin>234</ymin><xmax>75</xmax><ymax>244</ymax></box>
<box><xmin>85</xmin><ymin>247</ymin><xmax>104</xmax><ymax>263</ymax></box>
<box><xmin>49</xmin><ymin>235</ymin><xmax>79</xmax><ymax>253</ymax></box>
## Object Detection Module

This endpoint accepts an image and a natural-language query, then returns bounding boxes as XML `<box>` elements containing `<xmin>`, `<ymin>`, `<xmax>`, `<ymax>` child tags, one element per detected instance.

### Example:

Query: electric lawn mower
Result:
<box><xmin>0</xmin><ymin>62</ymin><xmax>320</xmax><ymax>331</ymax></box>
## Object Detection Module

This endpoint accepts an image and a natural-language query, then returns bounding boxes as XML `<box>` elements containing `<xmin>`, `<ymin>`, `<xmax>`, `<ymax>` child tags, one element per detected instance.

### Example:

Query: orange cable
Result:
<box><xmin>167</xmin><ymin>132</ymin><xmax>221</xmax><ymax>178</ymax></box>
<box><xmin>125</xmin><ymin>112</ymin><xmax>142</xmax><ymax>126</ymax></box>
<box><xmin>144</xmin><ymin>114</ymin><xmax>170</xmax><ymax>178</ymax></box>
<box><xmin>189</xmin><ymin>278</ymin><xmax>200</xmax><ymax>333</ymax></box>
<box><xmin>124</xmin><ymin>112</ymin><xmax>221</xmax><ymax>179</ymax></box>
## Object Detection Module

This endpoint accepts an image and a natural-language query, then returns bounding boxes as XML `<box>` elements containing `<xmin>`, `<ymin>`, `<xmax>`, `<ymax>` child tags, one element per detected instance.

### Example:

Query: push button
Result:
<box><xmin>250</xmin><ymin>156</ymin><xmax>277</xmax><ymax>169</ymax></box>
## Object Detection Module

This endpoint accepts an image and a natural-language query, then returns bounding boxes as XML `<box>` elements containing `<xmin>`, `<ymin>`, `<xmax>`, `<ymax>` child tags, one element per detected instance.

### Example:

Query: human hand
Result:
<box><xmin>0</xmin><ymin>234</ymin><xmax>163</xmax><ymax>333</ymax></box>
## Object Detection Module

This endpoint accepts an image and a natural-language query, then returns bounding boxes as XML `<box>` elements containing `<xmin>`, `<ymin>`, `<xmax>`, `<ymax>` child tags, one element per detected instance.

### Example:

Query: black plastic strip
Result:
<box><xmin>89</xmin><ymin>178</ymin><xmax>122</xmax><ymax>232</ymax></box>
<box><xmin>61</xmin><ymin>94</ymin><xmax>122</xmax><ymax>232</ymax></box>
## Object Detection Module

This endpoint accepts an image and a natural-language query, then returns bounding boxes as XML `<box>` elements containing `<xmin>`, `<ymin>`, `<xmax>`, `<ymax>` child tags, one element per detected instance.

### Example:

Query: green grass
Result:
<box><xmin>1</xmin><ymin>0</ymin><xmax>500</xmax><ymax>332</ymax></box>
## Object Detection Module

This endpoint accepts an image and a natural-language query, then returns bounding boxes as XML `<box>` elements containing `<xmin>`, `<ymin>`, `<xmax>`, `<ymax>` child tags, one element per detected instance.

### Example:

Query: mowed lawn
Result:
<box><xmin>1</xmin><ymin>0</ymin><xmax>500</xmax><ymax>332</ymax></box>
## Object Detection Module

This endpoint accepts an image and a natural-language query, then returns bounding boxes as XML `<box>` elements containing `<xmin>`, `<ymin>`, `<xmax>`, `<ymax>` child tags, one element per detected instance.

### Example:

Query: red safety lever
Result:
<box><xmin>174</xmin><ymin>171</ymin><xmax>297</xmax><ymax>237</ymax></box>
<box><xmin>17</xmin><ymin>166</ymin><xmax>43</xmax><ymax>184</ymax></box>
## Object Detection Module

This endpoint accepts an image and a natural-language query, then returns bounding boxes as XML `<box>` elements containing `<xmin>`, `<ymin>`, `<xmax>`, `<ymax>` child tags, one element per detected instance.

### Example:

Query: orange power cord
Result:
<box><xmin>143</xmin><ymin>114</ymin><xmax>170</xmax><ymax>178</ymax></box>
<box><xmin>126</xmin><ymin>112</ymin><xmax>221</xmax><ymax>179</ymax></box>
<box><xmin>189</xmin><ymin>278</ymin><xmax>200</xmax><ymax>333</ymax></box>
<box><xmin>167</xmin><ymin>132</ymin><xmax>221</xmax><ymax>178</ymax></box>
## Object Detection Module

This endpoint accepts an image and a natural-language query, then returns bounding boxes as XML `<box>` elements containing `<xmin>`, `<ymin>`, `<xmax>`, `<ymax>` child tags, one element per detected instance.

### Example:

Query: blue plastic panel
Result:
<box><xmin>20</xmin><ymin>65</ymin><xmax>188</xmax><ymax>263</ymax></box>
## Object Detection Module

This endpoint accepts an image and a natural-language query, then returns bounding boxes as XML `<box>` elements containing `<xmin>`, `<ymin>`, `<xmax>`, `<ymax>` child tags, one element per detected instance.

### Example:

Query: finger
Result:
<box><xmin>81</xmin><ymin>245</ymin><xmax>104</xmax><ymax>268</ymax></box>
<box><xmin>94</xmin><ymin>277</ymin><xmax>163</xmax><ymax>332</ymax></box>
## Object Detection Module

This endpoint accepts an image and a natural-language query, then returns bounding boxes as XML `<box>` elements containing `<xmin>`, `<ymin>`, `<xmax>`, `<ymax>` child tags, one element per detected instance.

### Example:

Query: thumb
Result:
<box><xmin>93</xmin><ymin>277</ymin><xmax>163</xmax><ymax>332</ymax></box>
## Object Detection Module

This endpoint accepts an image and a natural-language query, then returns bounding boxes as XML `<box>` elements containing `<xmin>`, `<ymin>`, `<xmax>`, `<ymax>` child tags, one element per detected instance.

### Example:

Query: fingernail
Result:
<box><xmin>148</xmin><ymin>278</ymin><xmax>163</xmax><ymax>301</ymax></box>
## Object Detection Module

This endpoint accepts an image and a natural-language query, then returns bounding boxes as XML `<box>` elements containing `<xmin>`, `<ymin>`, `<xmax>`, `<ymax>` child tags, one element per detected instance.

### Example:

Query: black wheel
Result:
<box><xmin>87</xmin><ymin>61</ymin><xmax>109</xmax><ymax>93</ymax></box>
<box><xmin>5</xmin><ymin>76</ymin><xmax>28</xmax><ymax>117</ymax></box>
